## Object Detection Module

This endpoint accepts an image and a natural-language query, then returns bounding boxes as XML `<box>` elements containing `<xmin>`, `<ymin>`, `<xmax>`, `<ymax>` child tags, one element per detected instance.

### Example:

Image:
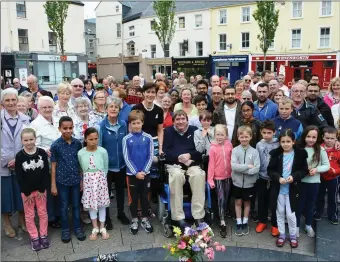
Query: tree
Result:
<box><xmin>44</xmin><ymin>1</ymin><xmax>70</xmax><ymax>80</ymax></box>
<box><xmin>253</xmin><ymin>1</ymin><xmax>279</xmax><ymax>71</ymax></box>
<box><xmin>151</xmin><ymin>0</ymin><xmax>176</xmax><ymax>77</ymax></box>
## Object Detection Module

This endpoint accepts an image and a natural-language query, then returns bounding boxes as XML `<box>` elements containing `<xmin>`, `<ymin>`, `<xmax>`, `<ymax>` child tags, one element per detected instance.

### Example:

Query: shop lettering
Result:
<box><xmin>275</xmin><ymin>56</ymin><xmax>309</xmax><ymax>60</ymax></box>
<box><xmin>213</xmin><ymin>58</ymin><xmax>247</xmax><ymax>62</ymax></box>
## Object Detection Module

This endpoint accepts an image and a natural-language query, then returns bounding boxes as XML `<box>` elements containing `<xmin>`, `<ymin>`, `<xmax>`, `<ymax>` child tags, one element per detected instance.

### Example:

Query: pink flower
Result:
<box><xmin>220</xmin><ymin>245</ymin><xmax>226</xmax><ymax>252</ymax></box>
<box><xmin>215</xmin><ymin>245</ymin><xmax>221</xmax><ymax>251</ymax></box>
<box><xmin>213</xmin><ymin>242</ymin><xmax>219</xmax><ymax>246</ymax></box>
<box><xmin>177</xmin><ymin>240</ymin><xmax>187</xmax><ymax>250</ymax></box>
<box><xmin>203</xmin><ymin>236</ymin><xmax>211</xmax><ymax>242</ymax></box>
<box><xmin>204</xmin><ymin>248</ymin><xmax>215</xmax><ymax>261</ymax></box>
<box><xmin>202</xmin><ymin>229</ymin><xmax>209</xmax><ymax>237</ymax></box>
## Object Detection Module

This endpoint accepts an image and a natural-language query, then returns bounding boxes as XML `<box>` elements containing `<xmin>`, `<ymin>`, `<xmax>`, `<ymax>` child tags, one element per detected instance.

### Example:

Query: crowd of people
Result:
<box><xmin>1</xmin><ymin>70</ymin><xmax>340</xmax><ymax>252</ymax></box>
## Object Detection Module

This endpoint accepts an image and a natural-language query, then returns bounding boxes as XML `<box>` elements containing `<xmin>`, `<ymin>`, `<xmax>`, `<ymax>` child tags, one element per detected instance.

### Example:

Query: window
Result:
<box><xmin>18</xmin><ymin>29</ymin><xmax>29</xmax><ymax>51</ymax></box>
<box><xmin>196</xmin><ymin>42</ymin><xmax>203</xmax><ymax>56</ymax></box>
<box><xmin>129</xmin><ymin>25</ymin><xmax>134</xmax><ymax>37</ymax></box>
<box><xmin>241</xmin><ymin>32</ymin><xmax>250</xmax><ymax>49</ymax></box>
<box><xmin>195</xmin><ymin>14</ymin><xmax>202</xmax><ymax>27</ymax></box>
<box><xmin>150</xmin><ymin>20</ymin><xmax>156</xmax><ymax>31</ymax></box>
<box><xmin>127</xmin><ymin>43</ymin><xmax>135</xmax><ymax>56</ymax></box>
<box><xmin>219</xmin><ymin>9</ymin><xmax>227</xmax><ymax>24</ymax></box>
<box><xmin>241</xmin><ymin>7</ymin><xmax>250</xmax><ymax>22</ymax></box>
<box><xmin>151</xmin><ymin>45</ymin><xmax>156</xmax><ymax>58</ymax></box>
<box><xmin>219</xmin><ymin>34</ymin><xmax>227</xmax><ymax>50</ymax></box>
<box><xmin>116</xmin><ymin>5</ymin><xmax>119</xmax><ymax>13</ymax></box>
<box><xmin>291</xmin><ymin>29</ymin><xmax>301</xmax><ymax>48</ymax></box>
<box><xmin>321</xmin><ymin>1</ymin><xmax>331</xmax><ymax>16</ymax></box>
<box><xmin>89</xmin><ymin>51</ymin><xmax>94</xmax><ymax>56</ymax></box>
<box><xmin>117</xmin><ymin>23</ymin><xmax>121</xmax><ymax>38</ymax></box>
<box><xmin>89</xmin><ymin>39</ymin><xmax>94</xmax><ymax>48</ymax></box>
<box><xmin>292</xmin><ymin>1</ymin><xmax>302</xmax><ymax>18</ymax></box>
<box><xmin>320</xmin><ymin>27</ymin><xmax>330</xmax><ymax>48</ymax></box>
<box><xmin>16</xmin><ymin>2</ymin><xmax>26</xmax><ymax>18</ymax></box>
<box><xmin>179</xmin><ymin>43</ymin><xmax>185</xmax><ymax>56</ymax></box>
<box><xmin>48</xmin><ymin>32</ymin><xmax>57</xmax><ymax>52</ymax></box>
<box><xmin>179</xmin><ymin>17</ymin><xmax>185</xmax><ymax>28</ymax></box>
<box><xmin>164</xmin><ymin>44</ymin><xmax>170</xmax><ymax>57</ymax></box>
<box><xmin>268</xmin><ymin>39</ymin><xmax>275</xmax><ymax>49</ymax></box>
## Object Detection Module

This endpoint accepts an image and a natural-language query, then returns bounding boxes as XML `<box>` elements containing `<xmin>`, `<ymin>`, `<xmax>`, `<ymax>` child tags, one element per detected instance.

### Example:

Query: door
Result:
<box><xmin>125</xmin><ymin>63</ymin><xmax>139</xmax><ymax>80</ymax></box>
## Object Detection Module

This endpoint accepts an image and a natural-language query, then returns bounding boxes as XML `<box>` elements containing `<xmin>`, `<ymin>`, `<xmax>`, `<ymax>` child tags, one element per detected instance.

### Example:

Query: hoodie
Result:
<box><xmin>253</xmin><ymin>99</ymin><xmax>278</xmax><ymax>121</ymax></box>
<box><xmin>256</xmin><ymin>138</ymin><xmax>280</xmax><ymax>180</ymax></box>
<box><xmin>207</xmin><ymin>140</ymin><xmax>233</xmax><ymax>188</ymax></box>
<box><xmin>273</xmin><ymin>115</ymin><xmax>303</xmax><ymax>140</ymax></box>
<box><xmin>321</xmin><ymin>144</ymin><xmax>340</xmax><ymax>180</ymax></box>
<box><xmin>231</xmin><ymin>144</ymin><xmax>260</xmax><ymax>188</ymax></box>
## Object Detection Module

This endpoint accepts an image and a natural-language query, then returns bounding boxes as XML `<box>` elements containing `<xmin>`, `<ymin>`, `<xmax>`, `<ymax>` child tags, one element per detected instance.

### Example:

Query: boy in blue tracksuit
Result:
<box><xmin>122</xmin><ymin>110</ymin><xmax>154</xmax><ymax>235</ymax></box>
<box><xmin>273</xmin><ymin>97</ymin><xmax>303</xmax><ymax>140</ymax></box>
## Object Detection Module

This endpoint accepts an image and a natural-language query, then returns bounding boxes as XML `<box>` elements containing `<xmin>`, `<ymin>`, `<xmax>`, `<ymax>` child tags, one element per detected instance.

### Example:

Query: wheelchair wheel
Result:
<box><xmin>157</xmin><ymin>195</ymin><xmax>166</xmax><ymax>222</ymax></box>
<box><xmin>163</xmin><ymin>224</ymin><xmax>173</xmax><ymax>238</ymax></box>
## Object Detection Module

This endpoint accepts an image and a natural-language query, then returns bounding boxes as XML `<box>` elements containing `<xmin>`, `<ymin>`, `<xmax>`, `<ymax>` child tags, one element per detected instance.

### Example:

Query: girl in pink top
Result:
<box><xmin>208</xmin><ymin>124</ymin><xmax>233</xmax><ymax>238</ymax></box>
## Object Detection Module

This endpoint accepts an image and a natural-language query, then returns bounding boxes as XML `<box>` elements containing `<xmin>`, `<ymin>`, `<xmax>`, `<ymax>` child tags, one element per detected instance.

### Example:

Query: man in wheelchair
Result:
<box><xmin>163</xmin><ymin>110</ymin><xmax>206</xmax><ymax>229</ymax></box>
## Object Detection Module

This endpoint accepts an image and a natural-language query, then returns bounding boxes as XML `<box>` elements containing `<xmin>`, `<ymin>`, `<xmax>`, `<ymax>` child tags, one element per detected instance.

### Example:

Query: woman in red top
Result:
<box><xmin>161</xmin><ymin>93</ymin><xmax>173</xmax><ymax>128</ymax></box>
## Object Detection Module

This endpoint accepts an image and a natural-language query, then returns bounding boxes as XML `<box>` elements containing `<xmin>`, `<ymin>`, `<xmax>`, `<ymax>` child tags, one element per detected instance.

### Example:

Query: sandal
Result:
<box><xmin>89</xmin><ymin>228</ymin><xmax>99</xmax><ymax>241</ymax></box>
<box><xmin>4</xmin><ymin>224</ymin><xmax>16</xmax><ymax>238</ymax></box>
<box><xmin>100</xmin><ymin>228</ymin><xmax>110</xmax><ymax>240</ymax></box>
<box><xmin>276</xmin><ymin>235</ymin><xmax>286</xmax><ymax>247</ymax></box>
<box><xmin>290</xmin><ymin>238</ymin><xmax>298</xmax><ymax>248</ymax></box>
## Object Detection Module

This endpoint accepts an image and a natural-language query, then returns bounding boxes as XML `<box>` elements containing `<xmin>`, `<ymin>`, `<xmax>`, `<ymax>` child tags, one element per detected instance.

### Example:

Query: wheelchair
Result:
<box><xmin>156</xmin><ymin>154</ymin><xmax>214</xmax><ymax>238</ymax></box>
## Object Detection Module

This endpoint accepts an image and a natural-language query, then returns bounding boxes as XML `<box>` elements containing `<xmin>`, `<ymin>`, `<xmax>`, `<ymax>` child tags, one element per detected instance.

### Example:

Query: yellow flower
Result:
<box><xmin>173</xmin><ymin>226</ymin><xmax>182</xmax><ymax>236</ymax></box>
<box><xmin>170</xmin><ymin>247</ymin><xmax>176</xmax><ymax>254</ymax></box>
<box><xmin>188</xmin><ymin>239</ymin><xmax>193</xmax><ymax>245</ymax></box>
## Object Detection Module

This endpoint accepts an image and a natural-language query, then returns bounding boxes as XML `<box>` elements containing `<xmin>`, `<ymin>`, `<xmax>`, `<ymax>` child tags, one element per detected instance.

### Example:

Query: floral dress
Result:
<box><xmin>82</xmin><ymin>154</ymin><xmax>110</xmax><ymax>211</ymax></box>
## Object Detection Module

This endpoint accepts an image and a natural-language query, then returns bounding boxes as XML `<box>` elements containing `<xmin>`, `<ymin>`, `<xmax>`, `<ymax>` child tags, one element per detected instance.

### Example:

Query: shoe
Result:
<box><xmin>141</xmin><ymin>218</ymin><xmax>153</xmax><ymax>233</ymax></box>
<box><xmin>40</xmin><ymin>236</ymin><xmax>50</xmax><ymax>249</ymax></box>
<box><xmin>313</xmin><ymin>214</ymin><xmax>321</xmax><ymax>221</ymax></box>
<box><xmin>80</xmin><ymin>212</ymin><xmax>91</xmax><ymax>225</ymax></box>
<box><xmin>330</xmin><ymin>219</ymin><xmax>339</xmax><ymax>225</ymax></box>
<box><xmin>271</xmin><ymin>226</ymin><xmax>279</xmax><ymax>237</ymax></box>
<box><xmin>61</xmin><ymin>231</ymin><xmax>71</xmax><ymax>243</ymax></box>
<box><xmin>242</xmin><ymin>223</ymin><xmax>249</xmax><ymax>235</ymax></box>
<box><xmin>75</xmin><ymin>229</ymin><xmax>86</xmax><ymax>241</ymax></box>
<box><xmin>178</xmin><ymin>220</ymin><xmax>187</xmax><ymax>232</ymax></box>
<box><xmin>235</xmin><ymin>224</ymin><xmax>242</xmax><ymax>236</ymax></box>
<box><xmin>31</xmin><ymin>238</ymin><xmax>42</xmax><ymax>251</ymax></box>
<box><xmin>250</xmin><ymin>211</ymin><xmax>258</xmax><ymax>223</ymax></box>
<box><xmin>276</xmin><ymin>235</ymin><xmax>286</xmax><ymax>247</ymax></box>
<box><xmin>305</xmin><ymin>226</ymin><xmax>315</xmax><ymax>238</ymax></box>
<box><xmin>105</xmin><ymin>218</ymin><xmax>113</xmax><ymax>230</ymax></box>
<box><xmin>194</xmin><ymin>218</ymin><xmax>204</xmax><ymax>227</ymax></box>
<box><xmin>219</xmin><ymin>224</ymin><xmax>227</xmax><ymax>238</ymax></box>
<box><xmin>117</xmin><ymin>213</ymin><xmax>130</xmax><ymax>225</ymax></box>
<box><xmin>256</xmin><ymin>223</ymin><xmax>267</xmax><ymax>233</ymax></box>
<box><xmin>290</xmin><ymin>236</ymin><xmax>298</xmax><ymax>248</ymax></box>
<box><xmin>130</xmin><ymin>219</ymin><xmax>139</xmax><ymax>235</ymax></box>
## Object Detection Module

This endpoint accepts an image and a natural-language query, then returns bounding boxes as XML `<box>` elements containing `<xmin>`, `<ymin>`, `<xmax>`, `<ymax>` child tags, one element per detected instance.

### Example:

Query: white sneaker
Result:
<box><xmin>305</xmin><ymin>226</ymin><xmax>315</xmax><ymax>238</ymax></box>
<box><xmin>296</xmin><ymin>227</ymin><xmax>300</xmax><ymax>238</ymax></box>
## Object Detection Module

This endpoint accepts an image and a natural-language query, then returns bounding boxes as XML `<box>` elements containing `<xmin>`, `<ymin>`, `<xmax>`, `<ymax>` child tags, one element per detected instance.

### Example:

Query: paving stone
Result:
<box><xmin>65</xmin><ymin>250</ymin><xmax>98</xmax><ymax>262</ymax></box>
<box><xmin>1</xmin><ymin>247</ymin><xmax>39</xmax><ymax>261</ymax></box>
<box><xmin>121</xmin><ymin>225</ymin><xmax>154</xmax><ymax>245</ymax></box>
<box><xmin>291</xmin><ymin>248</ymin><xmax>315</xmax><ymax>257</ymax></box>
<box><xmin>236</xmin><ymin>241</ymin><xmax>258</xmax><ymax>248</ymax></box>
<box><xmin>131</xmin><ymin>243</ymin><xmax>153</xmax><ymax>251</ymax></box>
<box><xmin>36</xmin><ymin>239</ymin><xmax>74</xmax><ymax>261</ymax></box>
<box><xmin>258</xmin><ymin>242</ymin><xmax>292</xmax><ymax>253</ymax></box>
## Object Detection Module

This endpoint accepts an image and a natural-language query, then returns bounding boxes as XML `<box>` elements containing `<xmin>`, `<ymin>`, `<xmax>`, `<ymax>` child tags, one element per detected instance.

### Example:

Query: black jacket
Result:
<box><xmin>267</xmin><ymin>146</ymin><xmax>309</xmax><ymax>213</ymax></box>
<box><xmin>314</xmin><ymin>97</ymin><xmax>334</xmax><ymax>127</ymax></box>
<box><xmin>212</xmin><ymin>100</ymin><xmax>242</xmax><ymax>126</ymax></box>
<box><xmin>291</xmin><ymin>100</ymin><xmax>328</xmax><ymax>129</ymax></box>
<box><xmin>232</xmin><ymin>118</ymin><xmax>261</xmax><ymax>148</ymax></box>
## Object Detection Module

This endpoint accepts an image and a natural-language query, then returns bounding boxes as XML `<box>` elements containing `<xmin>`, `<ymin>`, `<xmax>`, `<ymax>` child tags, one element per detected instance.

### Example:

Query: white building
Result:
<box><xmin>95</xmin><ymin>1</ymin><xmax>231</xmax><ymax>80</ymax></box>
<box><xmin>1</xmin><ymin>1</ymin><xmax>88</xmax><ymax>88</ymax></box>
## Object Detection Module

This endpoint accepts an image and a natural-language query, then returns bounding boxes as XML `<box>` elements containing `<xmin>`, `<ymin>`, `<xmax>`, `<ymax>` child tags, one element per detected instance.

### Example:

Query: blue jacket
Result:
<box><xmin>122</xmin><ymin>132</ymin><xmax>154</xmax><ymax>176</ymax></box>
<box><xmin>98</xmin><ymin>117</ymin><xmax>127</xmax><ymax>170</ymax></box>
<box><xmin>118</xmin><ymin>101</ymin><xmax>132</xmax><ymax>124</ymax></box>
<box><xmin>273</xmin><ymin>116</ymin><xmax>303</xmax><ymax>140</ymax></box>
<box><xmin>254</xmin><ymin>99</ymin><xmax>278</xmax><ymax>121</ymax></box>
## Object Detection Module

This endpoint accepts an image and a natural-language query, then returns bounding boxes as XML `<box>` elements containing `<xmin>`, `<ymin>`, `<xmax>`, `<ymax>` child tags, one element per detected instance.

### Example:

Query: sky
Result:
<box><xmin>84</xmin><ymin>2</ymin><xmax>99</xmax><ymax>19</ymax></box>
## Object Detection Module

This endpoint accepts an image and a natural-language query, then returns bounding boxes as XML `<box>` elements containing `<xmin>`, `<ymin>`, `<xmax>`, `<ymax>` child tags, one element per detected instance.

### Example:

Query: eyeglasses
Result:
<box><xmin>73</xmin><ymin>85</ymin><xmax>84</xmax><ymax>88</ymax></box>
<box><xmin>244</xmin><ymin>79</ymin><xmax>251</xmax><ymax>83</ymax></box>
<box><xmin>40</xmin><ymin>106</ymin><xmax>53</xmax><ymax>110</ymax></box>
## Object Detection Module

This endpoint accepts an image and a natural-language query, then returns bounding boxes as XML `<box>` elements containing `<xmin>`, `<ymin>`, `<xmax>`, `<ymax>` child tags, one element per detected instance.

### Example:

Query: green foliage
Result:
<box><xmin>253</xmin><ymin>1</ymin><xmax>279</xmax><ymax>59</ymax></box>
<box><xmin>43</xmin><ymin>1</ymin><xmax>70</xmax><ymax>55</ymax></box>
<box><xmin>151</xmin><ymin>0</ymin><xmax>176</xmax><ymax>56</ymax></box>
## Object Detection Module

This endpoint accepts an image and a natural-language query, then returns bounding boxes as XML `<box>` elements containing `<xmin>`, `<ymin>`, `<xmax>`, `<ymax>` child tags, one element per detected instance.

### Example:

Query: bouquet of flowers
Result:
<box><xmin>163</xmin><ymin>223</ymin><xmax>226</xmax><ymax>262</ymax></box>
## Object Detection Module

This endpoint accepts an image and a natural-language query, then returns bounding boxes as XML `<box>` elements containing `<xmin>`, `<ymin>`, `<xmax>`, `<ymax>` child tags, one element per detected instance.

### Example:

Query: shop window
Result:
<box><xmin>320</xmin><ymin>27</ymin><xmax>330</xmax><ymax>48</ymax></box>
<box><xmin>18</xmin><ymin>29</ymin><xmax>29</xmax><ymax>52</ymax></box>
<box><xmin>196</xmin><ymin>42</ymin><xmax>203</xmax><ymax>56</ymax></box>
<box><xmin>48</xmin><ymin>32</ymin><xmax>57</xmax><ymax>53</ymax></box>
<box><xmin>195</xmin><ymin>14</ymin><xmax>202</xmax><ymax>27</ymax></box>
<box><xmin>219</xmin><ymin>9</ymin><xmax>227</xmax><ymax>24</ymax></box>
<box><xmin>150</xmin><ymin>20</ymin><xmax>156</xmax><ymax>31</ymax></box>
<box><xmin>179</xmin><ymin>17</ymin><xmax>185</xmax><ymax>29</ymax></box>
<box><xmin>89</xmin><ymin>39</ymin><xmax>94</xmax><ymax>48</ymax></box>
<box><xmin>117</xmin><ymin>23</ymin><xmax>121</xmax><ymax>38</ymax></box>
<box><xmin>290</xmin><ymin>61</ymin><xmax>313</xmax><ymax>68</ymax></box>
<box><xmin>151</xmin><ymin>45</ymin><xmax>156</xmax><ymax>58</ymax></box>
<box><xmin>241</xmin><ymin>32</ymin><xmax>250</xmax><ymax>49</ymax></box>
<box><xmin>321</xmin><ymin>1</ymin><xmax>331</xmax><ymax>16</ymax></box>
<box><xmin>129</xmin><ymin>26</ymin><xmax>135</xmax><ymax>37</ymax></box>
<box><xmin>241</xmin><ymin>7</ymin><xmax>250</xmax><ymax>22</ymax></box>
<box><xmin>323</xmin><ymin>61</ymin><xmax>335</xmax><ymax>68</ymax></box>
<box><xmin>292</xmin><ymin>1</ymin><xmax>302</xmax><ymax>18</ymax></box>
<box><xmin>16</xmin><ymin>2</ymin><xmax>26</xmax><ymax>18</ymax></box>
<box><xmin>219</xmin><ymin>34</ymin><xmax>227</xmax><ymax>51</ymax></box>
<box><xmin>256</xmin><ymin>61</ymin><xmax>277</xmax><ymax>73</ymax></box>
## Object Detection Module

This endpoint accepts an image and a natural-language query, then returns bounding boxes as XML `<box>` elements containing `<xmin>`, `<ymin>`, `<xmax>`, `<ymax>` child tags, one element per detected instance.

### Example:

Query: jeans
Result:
<box><xmin>296</xmin><ymin>182</ymin><xmax>319</xmax><ymax>227</ymax></box>
<box><xmin>315</xmin><ymin>178</ymin><xmax>338</xmax><ymax>221</ymax></box>
<box><xmin>57</xmin><ymin>182</ymin><xmax>81</xmax><ymax>233</ymax></box>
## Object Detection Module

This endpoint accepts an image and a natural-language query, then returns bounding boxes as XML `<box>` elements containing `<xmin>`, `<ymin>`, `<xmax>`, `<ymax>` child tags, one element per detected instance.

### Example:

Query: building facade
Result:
<box><xmin>1</xmin><ymin>1</ymin><xmax>87</xmax><ymax>88</ymax></box>
<box><xmin>84</xmin><ymin>18</ymin><xmax>97</xmax><ymax>75</ymax></box>
<box><xmin>210</xmin><ymin>1</ymin><xmax>340</xmax><ymax>87</ymax></box>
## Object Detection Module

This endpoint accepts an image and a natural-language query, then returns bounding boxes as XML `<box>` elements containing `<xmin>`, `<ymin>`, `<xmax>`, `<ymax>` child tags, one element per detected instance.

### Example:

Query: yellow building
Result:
<box><xmin>210</xmin><ymin>1</ymin><xmax>340</xmax><ymax>87</ymax></box>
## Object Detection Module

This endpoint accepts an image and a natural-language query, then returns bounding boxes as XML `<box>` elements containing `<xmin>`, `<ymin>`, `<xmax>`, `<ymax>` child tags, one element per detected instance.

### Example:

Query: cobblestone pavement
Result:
<box><xmin>1</xmin><ymin>195</ymin><xmax>315</xmax><ymax>261</ymax></box>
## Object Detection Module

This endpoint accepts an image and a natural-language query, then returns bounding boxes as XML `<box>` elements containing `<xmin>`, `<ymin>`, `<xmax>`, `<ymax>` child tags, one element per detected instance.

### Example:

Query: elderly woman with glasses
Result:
<box><xmin>20</xmin><ymin>91</ymin><xmax>39</xmax><ymax>121</ymax></box>
<box><xmin>98</xmin><ymin>96</ymin><xmax>129</xmax><ymax>229</ymax></box>
<box><xmin>73</xmin><ymin>97</ymin><xmax>101</xmax><ymax>143</ymax></box>
<box><xmin>93</xmin><ymin>90</ymin><xmax>107</xmax><ymax>121</ymax></box>
<box><xmin>240</xmin><ymin>90</ymin><xmax>253</xmax><ymax>104</ymax></box>
<box><xmin>1</xmin><ymin>88</ymin><xmax>30</xmax><ymax>238</ymax></box>
<box><xmin>53</xmin><ymin>82</ymin><xmax>77</xmax><ymax>126</ymax></box>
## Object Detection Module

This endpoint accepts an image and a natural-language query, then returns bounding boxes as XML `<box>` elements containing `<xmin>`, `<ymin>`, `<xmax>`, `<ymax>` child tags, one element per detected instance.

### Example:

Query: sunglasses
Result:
<box><xmin>244</xmin><ymin>79</ymin><xmax>251</xmax><ymax>82</ymax></box>
<box><xmin>73</xmin><ymin>85</ymin><xmax>84</xmax><ymax>88</ymax></box>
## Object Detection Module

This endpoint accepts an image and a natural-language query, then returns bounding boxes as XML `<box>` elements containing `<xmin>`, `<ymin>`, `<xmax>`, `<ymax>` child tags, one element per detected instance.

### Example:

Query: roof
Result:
<box><xmin>86</xmin><ymin>18</ymin><xmax>96</xmax><ymax>24</ymax></box>
<box><xmin>120</xmin><ymin>0</ymin><xmax>254</xmax><ymax>22</ymax></box>
<box><xmin>70</xmin><ymin>1</ymin><xmax>84</xmax><ymax>7</ymax></box>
